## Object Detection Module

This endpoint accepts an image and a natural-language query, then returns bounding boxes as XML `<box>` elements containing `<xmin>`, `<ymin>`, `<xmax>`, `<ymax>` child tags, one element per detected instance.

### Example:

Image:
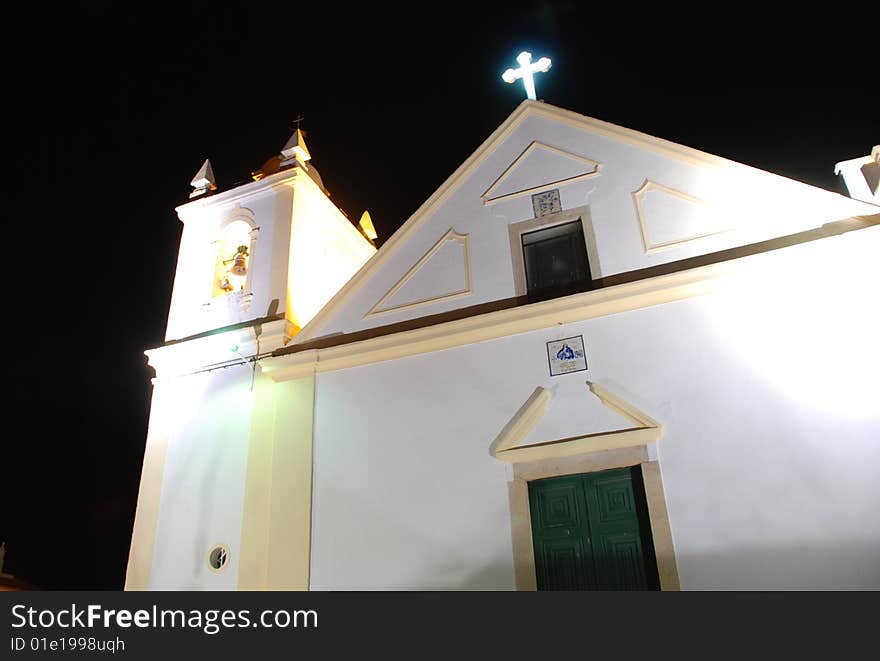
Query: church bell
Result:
<box><xmin>229</xmin><ymin>254</ymin><xmax>247</xmax><ymax>276</ymax></box>
<box><xmin>225</xmin><ymin>245</ymin><xmax>249</xmax><ymax>277</ymax></box>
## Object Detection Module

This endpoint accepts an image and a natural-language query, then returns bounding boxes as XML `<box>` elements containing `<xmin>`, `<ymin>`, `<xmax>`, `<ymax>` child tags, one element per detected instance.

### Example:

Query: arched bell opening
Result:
<box><xmin>212</xmin><ymin>219</ymin><xmax>255</xmax><ymax>297</ymax></box>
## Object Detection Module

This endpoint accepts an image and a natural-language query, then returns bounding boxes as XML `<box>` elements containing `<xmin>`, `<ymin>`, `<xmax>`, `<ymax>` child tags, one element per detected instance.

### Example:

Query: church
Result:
<box><xmin>125</xmin><ymin>87</ymin><xmax>880</xmax><ymax>590</ymax></box>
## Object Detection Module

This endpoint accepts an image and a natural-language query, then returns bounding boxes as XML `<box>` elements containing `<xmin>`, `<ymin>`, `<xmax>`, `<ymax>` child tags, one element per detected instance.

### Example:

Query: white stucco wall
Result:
<box><xmin>149</xmin><ymin>364</ymin><xmax>255</xmax><ymax>589</ymax></box>
<box><xmin>309</xmin><ymin>226</ymin><xmax>880</xmax><ymax>589</ymax></box>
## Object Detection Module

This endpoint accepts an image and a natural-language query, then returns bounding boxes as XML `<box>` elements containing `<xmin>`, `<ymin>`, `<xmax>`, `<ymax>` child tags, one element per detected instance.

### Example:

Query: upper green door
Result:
<box><xmin>528</xmin><ymin>466</ymin><xmax>660</xmax><ymax>590</ymax></box>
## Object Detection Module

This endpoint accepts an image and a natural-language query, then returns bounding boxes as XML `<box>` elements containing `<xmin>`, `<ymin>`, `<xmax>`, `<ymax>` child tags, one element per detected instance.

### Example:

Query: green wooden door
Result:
<box><xmin>528</xmin><ymin>467</ymin><xmax>660</xmax><ymax>590</ymax></box>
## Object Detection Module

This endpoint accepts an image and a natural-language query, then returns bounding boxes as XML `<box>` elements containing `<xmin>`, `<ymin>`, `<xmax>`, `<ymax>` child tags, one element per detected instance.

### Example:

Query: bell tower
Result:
<box><xmin>127</xmin><ymin>125</ymin><xmax>377</xmax><ymax>590</ymax></box>
<box><xmin>162</xmin><ymin>129</ymin><xmax>376</xmax><ymax>345</ymax></box>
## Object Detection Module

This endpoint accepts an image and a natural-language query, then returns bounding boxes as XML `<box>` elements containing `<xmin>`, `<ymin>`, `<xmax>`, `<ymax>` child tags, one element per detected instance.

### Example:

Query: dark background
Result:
<box><xmin>4</xmin><ymin>1</ymin><xmax>876</xmax><ymax>589</ymax></box>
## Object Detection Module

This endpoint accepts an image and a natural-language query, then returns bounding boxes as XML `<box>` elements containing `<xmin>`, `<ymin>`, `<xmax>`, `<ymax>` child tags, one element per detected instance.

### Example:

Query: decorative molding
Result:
<box><xmin>632</xmin><ymin>179</ymin><xmax>729</xmax><ymax>254</ymax></box>
<box><xmin>220</xmin><ymin>203</ymin><xmax>257</xmax><ymax>230</ymax></box>
<box><xmin>489</xmin><ymin>381</ymin><xmax>663</xmax><ymax>464</ymax></box>
<box><xmin>508</xmin><ymin>453</ymin><xmax>679</xmax><ymax>591</ymax></box>
<box><xmin>288</xmin><ymin>99</ymin><xmax>777</xmax><ymax>345</ymax></box>
<box><xmin>260</xmin><ymin>213</ymin><xmax>880</xmax><ymax>379</ymax></box>
<box><xmin>146</xmin><ymin>319</ymin><xmax>290</xmax><ymax>381</ymax></box>
<box><xmin>488</xmin><ymin>387</ymin><xmax>553</xmax><ymax>457</ymax></box>
<box><xmin>191</xmin><ymin>99</ymin><xmax>875</xmax><ymax>346</ymax></box>
<box><xmin>162</xmin><ymin>207</ymin><xmax>864</xmax><ymax>382</ymax></box>
<box><xmin>513</xmin><ymin>445</ymin><xmax>649</xmax><ymax>483</ymax></box>
<box><xmin>286</xmin><ymin>103</ymin><xmax>556</xmax><ymax>343</ymax></box>
<box><xmin>238</xmin><ymin>373</ymin><xmax>315</xmax><ymax>590</ymax></box>
<box><xmin>507</xmin><ymin>205</ymin><xmax>600</xmax><ymax>296</ymax></box>
<box><xmin>508</xmin><ymin>446</ymin><xmax>648</xmax><ymax>590</ymax></box>
<box><xmin>587</xmin><ymin>380</ymin><xmax>662</xmax><ymax>429</ymax></box>
<box><xmin>482</xmin><ymin>141</ymin><xmax>602</xmax><ymax>205</ymax></box>
<box><xmin>641</xmin><ymin>461</ymin><xmax>681</xmax><ymax>590</ymax></box>
<box><xmin>365</xmin><ymin>229</ymin><xmax>472</xmax><ymax>318</ymax></box>
<box><xmin>495</xmin><ymin>382</ymin><xmax>675</xmax><ymax>591</ymax></box>
<box><xmin>499</xmin><ymin>428</ymin><xmax>661</xmax><ymax>464</ymax></box>
<box><xmin>261</xmin><ymin>256</ymin><xmax>736</xmax><ymax>383</ymax></box>
<box><xmin>176</xmin><ymin>169</ymin><xmax>299</xmax><ymax>222</ymax></box>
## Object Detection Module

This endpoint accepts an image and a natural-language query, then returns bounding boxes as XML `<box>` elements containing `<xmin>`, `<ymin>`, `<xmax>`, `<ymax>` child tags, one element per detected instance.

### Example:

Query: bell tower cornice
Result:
<box><xmin>175</xmin><ymin>168</ymin><xmax>303</xmax><ymax>221</ymax></box>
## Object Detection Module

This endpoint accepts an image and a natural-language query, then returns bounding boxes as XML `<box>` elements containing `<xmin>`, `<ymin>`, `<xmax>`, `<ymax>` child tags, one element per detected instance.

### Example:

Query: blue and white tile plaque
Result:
<box><xmin>546</xmin><ymin>335</ymin><xmax>588</xmax><ymax>376</ymax></box>
<box><xmin>531</xmin><ymin>189</ymin><xmax>562</xmax><ymax>217</ymax></box>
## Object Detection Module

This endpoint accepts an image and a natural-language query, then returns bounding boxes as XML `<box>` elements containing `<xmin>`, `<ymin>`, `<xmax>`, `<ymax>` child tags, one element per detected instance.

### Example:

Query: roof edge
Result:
<box><xmin>291</xmin><ymin>100</ymin><xmax>878</xmax><ymax>343</ymax></box>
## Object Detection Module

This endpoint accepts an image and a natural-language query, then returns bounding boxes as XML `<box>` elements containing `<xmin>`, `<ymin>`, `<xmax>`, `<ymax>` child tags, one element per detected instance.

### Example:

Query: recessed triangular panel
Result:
<box><xmin>489</xmin><ymin>381</ymin><xmax>662</xmax><ymax>464</ymax></box>
<box><xmin>632</xmin><ymin>180</ymin><xmax>731</xmax><ymax>254</ymax></box>
<box><xmin>482</xmin><ymin>141</ymin><xmax>601</xmax><ymax>204</ymax></box>
<box><xmin>366</xmin><ymin>229</ymin><xmax>472</xmax><ymax>317</ymax></box>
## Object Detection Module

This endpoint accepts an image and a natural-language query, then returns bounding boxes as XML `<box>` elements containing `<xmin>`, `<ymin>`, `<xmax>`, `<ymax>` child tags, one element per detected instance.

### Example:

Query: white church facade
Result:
<box><xmin>126</xmin><ymin>100</ymin><xmax>880</xmax><ymax>590</ymax></box>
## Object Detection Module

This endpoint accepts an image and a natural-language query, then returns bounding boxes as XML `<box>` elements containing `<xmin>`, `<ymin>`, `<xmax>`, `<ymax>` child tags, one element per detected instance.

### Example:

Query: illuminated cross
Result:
<box><xmin>502</xmin><ymin>51</ymin><xmax>552</xmax><ymax>100</ymax></box>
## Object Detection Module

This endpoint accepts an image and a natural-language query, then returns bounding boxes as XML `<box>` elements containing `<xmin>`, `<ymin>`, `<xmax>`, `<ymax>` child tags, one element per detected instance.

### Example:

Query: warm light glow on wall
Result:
<box><xmin>212</xmin><ymin>220</ymin><xmax>253</xmax><ymax>297</ymax></box>
<box><xmin>286</xmin><ymin>176</ymin><xmax>376</xmax><ymax>331</ymax></box>
<box><xmin>706</xmin><ymin>227</ymin><xmax>880</xmax><ymax>418</ymax></box>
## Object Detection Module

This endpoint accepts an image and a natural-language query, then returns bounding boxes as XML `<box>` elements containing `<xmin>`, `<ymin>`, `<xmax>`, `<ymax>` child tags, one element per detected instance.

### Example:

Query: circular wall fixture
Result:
<box><xmin>207</xmin><ymin>544</ymin><xmax>230</xmax><ymax>572</ymax></box>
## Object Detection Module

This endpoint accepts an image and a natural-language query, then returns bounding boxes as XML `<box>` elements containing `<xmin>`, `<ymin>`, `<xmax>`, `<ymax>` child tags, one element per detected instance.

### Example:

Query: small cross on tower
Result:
<box><xmin>502</xmin><ymin>51</ymin><xmax>552</xmax><ymax>100</ymax></box>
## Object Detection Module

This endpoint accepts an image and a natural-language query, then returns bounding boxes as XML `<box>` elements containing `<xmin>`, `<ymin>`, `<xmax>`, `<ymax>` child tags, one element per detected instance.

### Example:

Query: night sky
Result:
<box><xmin>6</xmin><ymin>2</ymin><xmax>876</xmax><ymax>589</ymax></box>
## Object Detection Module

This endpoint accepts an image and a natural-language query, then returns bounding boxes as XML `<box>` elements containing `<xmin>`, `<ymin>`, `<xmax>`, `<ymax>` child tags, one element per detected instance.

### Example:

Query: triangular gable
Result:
<box><xmin>489</xmin><ymin>381</ymin><xmax>662</xmax><ymax>463</ymax></box>
<box><xmin>292</xmin><ymin>100</ymin><xmax>878</xmax><ymax>344</ymax></box>
<box><xmin>481</xmin><ymin>141</ymin><xmax>601</xmax><ymax>204</ymax></box>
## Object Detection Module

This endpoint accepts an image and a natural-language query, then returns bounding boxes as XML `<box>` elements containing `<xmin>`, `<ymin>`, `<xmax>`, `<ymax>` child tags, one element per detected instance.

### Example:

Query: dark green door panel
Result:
<box><xmin>528</xmin><ymin>476</ymin><xmax>595</xmax><ymax>590</ymax></box>
<box><xmin>528</xmin><ymin>467</ymin><xmax>660</xmax><ymax>591</ymax></box>
<box><xmin>584</xmin><ymin>471</ymin><xmax>651</xmax><ymax>590</ymax></box>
